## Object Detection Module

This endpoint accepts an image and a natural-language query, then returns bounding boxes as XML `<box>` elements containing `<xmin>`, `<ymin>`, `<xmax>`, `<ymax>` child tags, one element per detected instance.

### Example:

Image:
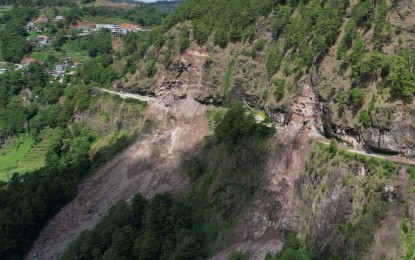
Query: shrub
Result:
<box><xmin>349</xmin><ymin>88</ymin><xmax>366</xmax><ymax>107</ymax></box>
<box><xmin>388</xmin><ymin>56</ymin><xmax>415</xmax><ymax>98</ymax></box>
<box><xmin>251</xmin><ymin>38</ymin><xmax>266</xmax><ymax>58</ymax></box>
<box><xmin>329</xmin><ymin>139</ymin><xmax>338</xmax><ymax>158</ymax></box>
<box><xmin>359</xmin><ymin>110</ymin><xmax>372</xmax><ymax>127</ymax></box>
<box><xmin>229</xmin><ymin>252</ymin><xmax>249</xmax><ymax>260</ymax></box>
<box><xmin>214</xmin><ymin>27</ymin><xmax>228</xmax><ymax>48</ymax></box>
<box><xmin>215</xmin><ymin>101</ymin><xmax>274</xmax><ymax>150</ymax></box>
<box><xmin>187</xmin><ymin>157</ymin><xmax>204</xmax><ymax>180</ymax></box>
<box><xmin>266</xmin><ymin>233</ymin><xmax>311</xmax><ymax>260</ymax></box>
<box><xmin>408</xmin><ymin>166</ymin><xmax>415</xmax><ymax>180</ymax></box>
<box><xmin>274</xmin><ymin>79</ymin><xmax>285</xmax><ymax>102</ymax></box>
<box><xmin>266</xmin><ymin>44</ymin><xmax>282</xmax><ymax>78</ymax></box>
<box><xmin>178</xmin><ymin>24</ymin><xmax>190</xmax><ymax>53</ymax></box>
<box><xmin>145</xmin><ymin>59</ymin><xmax>156</xmax><ymax>77</ymax></box>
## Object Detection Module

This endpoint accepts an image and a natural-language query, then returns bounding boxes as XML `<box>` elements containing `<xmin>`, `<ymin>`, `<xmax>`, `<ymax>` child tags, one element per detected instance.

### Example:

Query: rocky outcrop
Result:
<box><xmin>360</xmin><ymin>106</ymin><xmax>415</xmax><ymax>156</ymax></box>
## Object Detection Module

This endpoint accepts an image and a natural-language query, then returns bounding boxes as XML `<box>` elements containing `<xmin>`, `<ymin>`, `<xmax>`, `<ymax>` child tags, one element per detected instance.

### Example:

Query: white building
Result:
<box><xmin>54</xmin><ymin>16</ymin><xmax>64</xmax><ymax>22</ymax></box>
<box><xmin>96</xmin><ymin>24</ymin><xmax>120</xmax><ymax>33</ymax></box>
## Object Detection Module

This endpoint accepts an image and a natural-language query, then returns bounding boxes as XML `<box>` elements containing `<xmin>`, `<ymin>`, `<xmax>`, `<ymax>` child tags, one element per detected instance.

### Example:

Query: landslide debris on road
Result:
<box><xmin>26</xmin><ymin>50</ymin><xmax>210</xmax><ymax>260</ymax></box>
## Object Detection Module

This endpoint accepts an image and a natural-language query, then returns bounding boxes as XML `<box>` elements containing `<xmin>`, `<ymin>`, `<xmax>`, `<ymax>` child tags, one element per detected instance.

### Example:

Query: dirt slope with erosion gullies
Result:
<box><xmin>123</xmin><ymin>0</ymin><xmax>415</xmax><ymax>158</ymax></box>
<box><xmin>26</xmin><ymin>51</ymin><xmax>210</xmax><ymax>259</ymax></box>
<box><xmin>28</xmin><ymin>0</ymin><xmax>415</xmax><ymax>259</ymax></box>
<box><xmin>118</xmin><ymin>0</ymin><xmax>415</xmax><ymax>258</ymax></box>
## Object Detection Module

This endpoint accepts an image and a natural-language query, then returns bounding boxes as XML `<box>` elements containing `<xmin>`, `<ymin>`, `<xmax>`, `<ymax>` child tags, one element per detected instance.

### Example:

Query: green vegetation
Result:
<box><xmin>0</xmin><ymin>5</ymin><xmax>12</xmax><ymax>18</ymax></box>
<box><xmin>0</xmin><ymin>2</ymin><xmax>154</xmax><ymax>253</ymax></box>
<box><xmin>80</xmin><ymin>30</ymin><xmax>112</xmax><ymax>58</ymax></box>
<box><xmin>30</xmin><ymin>43</ymin><xmax>90</xmax><ymax>62</ymax></box>
<box><xmin>178</xmin><ymin>24</ymin><xmax>189</xmax><ymax>53</ymax></box>
<box><xmin>82</xmin><ymin>16</ymin><xmax>130</xmax><ymax>24</ymax></box>
<box><xmin>215</xmin><ymin>101</ymin><xmax>275</xmax><ymax>150</ymax></box>
<box><xmin>373</xmin><ymin>0</ymin><xmax>390</xmax><ymax>50</ymax></box>
<box><xmin>0</xmin><ymin>0</ymin><xmax>412</xmax><ymax>259</ymax></box>
<box><xmin>250</xmin><ymin>38</ymin><xmax>266</xmax><ymax>58</ymax></box>
<box><xmin>0</xmin><ymin>137</ymin><xmax>34</xmax><ymax>178</ymax></box>
<box><xmin>328</xmin><ymin>139</ymin><xmax>338</xmax><ymax>158</ymax></box>
<box><xmin>408</xmin><ymin>166</ymin><xmax>415</xmax><ymax>180</ymax></box>
<box><xmin>266</xmin><ymin>44</ymin><xmax>282</xmax><ymax>78</ymax></box>
<box><xmin>63</xmin><ymin>192</ymin><xmax>212</xmax><ymax>260</ymax></box>
<box><xmin>266</xmin><ymin>233</ymin><xmax>311</xmax><ymax>260</ymax></box>
<box><xmin>0</xmin><ymin>130</ymin><xmax>58</xmax><ymax>181</ymax></box>
<box><xmin>388</xmin><ymin>56</ymin><xmax>415</xmax><ymax>99</ymax></box>
<box><xmin>64</xmin><ymin>99</ymin><xmax>277</xmax><ymax>258</ymax></box>
<box><xmin>359</xmin><ymin>110</ymin><xmax>372</xmax><ymax>127</ymax></box>
<box><xmin>222</xmin><ymin>51</ymin><xmax>238</xmax><ymax>103</ymax></box>
<box><xmin>0</xmin><ymin>6</ymin><xmax>38</xmax><ymax>62</ymax></box>
<box><xmin>229</xmin><ymin>251</ymin><xmax>249</xmax><ymax>260</ymax></box>
<box><xmin>273</xmin><ymin>79</ymin><xmax>285</xmax><ymax>102</ymax></box>
<box><xmin>349</xmin><ymin>88</ymin><xmax>366</xmax><ymax>107</ymax></box>
<box><xmin>206</xmin><ymin>107</ymin><xmax>227</xmax><ymax>130</ymax></box>
<box><xmin>401</xmin><ymin>220</ymin><xmax>415</xmax><ymax>259</ymax></box>
<box><xmin>304</xmin><ymin>141</ymin><xmax>399</xmax><ymax>258</ymax></box>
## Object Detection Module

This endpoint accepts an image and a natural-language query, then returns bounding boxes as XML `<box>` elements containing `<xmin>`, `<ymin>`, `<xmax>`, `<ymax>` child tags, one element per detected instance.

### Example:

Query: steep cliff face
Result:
<box><xmin>26</xmin><ymin>46</ymin><xmax>212</xmax><ymax>260</ymax></box>
<box><xmin>361</xmin><ymin>107</ymin><xmax>415</xmax><ymax>155</ymax></box>
<box><xmin>30</xmin><ymin>0</ymin><xmax>415</xmax><ymax>259</ymax></box>
<box><xmin>108</xmin><ymin>1</ymin><xmax>415</xmax><ymax>256</ymax></box>
<box><xmin>123</xmin><ymin>0</ymin><xmax>415</xmax><ymax>158</ymax></box>
<box><xmin>297</xmin><ymin>142</ymin><xmax>406</xmax><ymax>259</ymax></box>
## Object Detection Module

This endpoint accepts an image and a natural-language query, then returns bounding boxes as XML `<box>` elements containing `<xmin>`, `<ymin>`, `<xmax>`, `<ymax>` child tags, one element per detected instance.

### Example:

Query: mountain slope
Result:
<box><xmin>26</xmin><ymin>0</ymin><xmax>415</xmax><ymax>259</ymax></box>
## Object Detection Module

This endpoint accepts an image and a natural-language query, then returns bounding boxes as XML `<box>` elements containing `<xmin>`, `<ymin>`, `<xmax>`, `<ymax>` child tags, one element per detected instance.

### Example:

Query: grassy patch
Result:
<box><xmin>83</xmin><ymin>16</ymin><xmax>132</xmax><ymax>24</ymax></box>
<box><xmin>315</xmin><ymin>141</ymin><xmax>399</xmax><ymax>178</ymax></box>
<box><xmin>0</xmin><ymin>5</ymin><xmax>12</xmax><ymax>18</ymax></box>
<box><xmin>401</xmin><ymin>219</ymin><xmax>415</xmax><ymax>259</ymax></box>
<box><xmin>0</xmin><ymin>129</ymin><xmax>60</xmax><ymax>181</ymax></box>
<box><xmin>62</xmin><ymin>41</ymin><xmax>90</xmax><ymax>62</ymax></box>
<box><xmin>31</xmin><ymin>42</ymin><xmax>90</xmax><ymax>62</ymax></box>
<box><xmin>408</xmin><ymin>166</ymin><xmax>415</xmax><ymax>180</ymax></box>
<box><xmin>222</xmin><ymin>51</ymin><xmax>238</xmax><ymax>103</ymax></box>
<box><xmin>206</xmin><ymin>107</ymin><xmax>227</xmax><ymax>131</ymax></box>
<box><xmin>0</xmin><ymin>137</ymin><xmax>34</xmax><ymax>179</ymax></box>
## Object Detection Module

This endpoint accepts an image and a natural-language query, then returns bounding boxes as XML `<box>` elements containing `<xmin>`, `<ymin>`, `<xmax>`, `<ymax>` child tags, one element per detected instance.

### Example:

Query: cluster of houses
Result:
<box><xmin>26</xmin><ymin>15</ymin><xmax>144</xmax><ymax>46</ymax></box>
<box><xmin>19</xmin><ymin>57</ymin><xmax>81</xmax><ymax>82</ymax></box>
<box><xmin>26</xmin><ymin>15</ymin><xmax>64</xmax><ymax>46</ymax></box>
<box><xmin>47</xmin><ymin>59</ymin><xmax>82</xmax><ymax>81</ymax></box>
<box><xmin>71</xmin><ymin>20</ymin><xmax>144</xmax><ymax>37</ymax></box>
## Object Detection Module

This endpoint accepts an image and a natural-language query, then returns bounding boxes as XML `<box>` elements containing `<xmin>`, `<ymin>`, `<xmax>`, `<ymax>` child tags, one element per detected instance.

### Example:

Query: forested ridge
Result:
<box><xmin>1</xmin><ymin>0</ymin><xmax>415</xmax><ymax>259</ymax></box>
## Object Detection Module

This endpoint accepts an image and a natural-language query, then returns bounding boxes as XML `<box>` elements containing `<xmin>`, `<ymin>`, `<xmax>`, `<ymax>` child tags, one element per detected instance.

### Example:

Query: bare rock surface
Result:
<box><xmin>25</xmin><ymin>49</ymin><xmax>210</xmax><ymax>260</ymax></box>
<box><xmin>211</xmin><ymin>81</ymin><xmax>324</xmax><ymax>259</ymax></box>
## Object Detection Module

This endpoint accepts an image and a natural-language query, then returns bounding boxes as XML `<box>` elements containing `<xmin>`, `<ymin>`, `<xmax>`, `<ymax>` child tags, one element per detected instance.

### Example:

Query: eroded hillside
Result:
<box><xmin>26</xmin><ymin>0</ymin><xmax>415</xmax><ymax>259</ymax></box>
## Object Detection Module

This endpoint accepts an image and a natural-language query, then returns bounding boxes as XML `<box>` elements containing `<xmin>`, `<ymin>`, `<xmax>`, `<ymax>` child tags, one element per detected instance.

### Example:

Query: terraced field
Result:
<box><xmin>0</xmin><ymin>131</ymin><xmax>53</xmax><ymax>181</ymax></box>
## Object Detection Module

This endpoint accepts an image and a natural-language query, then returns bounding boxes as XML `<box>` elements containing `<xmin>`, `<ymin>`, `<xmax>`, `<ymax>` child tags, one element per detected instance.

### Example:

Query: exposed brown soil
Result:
<box><xmin>211</xmin><ymin>82</ymin><xmax>322</xmax><ymax>259</ymax></box>
<box><xmin>25</xmin><ymin>50</ymin><xmax>211</xmax><ymax>260</ymax></box>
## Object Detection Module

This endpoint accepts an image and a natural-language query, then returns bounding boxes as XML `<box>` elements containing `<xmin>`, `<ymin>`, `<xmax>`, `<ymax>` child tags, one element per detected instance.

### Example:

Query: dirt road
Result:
<box><xmin>318</xmin><ymin>140</ymin><xmax>415</xmax><ymax>166</ymax></box>
<box><xmin>26</xmin><ymin>48</ymin><xmax>211</xmax><ymax>260</ymax></box>
<box><xmin>96</xmin><ymin>88</ymin><xmax>155</xmax><ymax>102</ymax></box>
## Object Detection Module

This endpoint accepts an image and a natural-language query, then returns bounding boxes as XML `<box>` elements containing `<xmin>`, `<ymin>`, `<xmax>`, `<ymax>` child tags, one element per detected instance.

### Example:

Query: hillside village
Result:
<box><xmin>0</xmin><ymin>13</ymin><xmax>146</xmax><ymax>81</ymax></box>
